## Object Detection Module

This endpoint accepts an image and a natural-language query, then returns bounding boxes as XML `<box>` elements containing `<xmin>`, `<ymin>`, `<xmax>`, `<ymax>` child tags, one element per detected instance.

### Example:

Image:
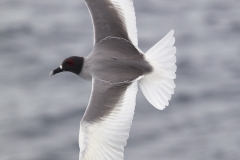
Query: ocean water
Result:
<box><xmin>1</xmin><ymin>0</ymin><xmax>240</xmax><ymax>160</ymax></box>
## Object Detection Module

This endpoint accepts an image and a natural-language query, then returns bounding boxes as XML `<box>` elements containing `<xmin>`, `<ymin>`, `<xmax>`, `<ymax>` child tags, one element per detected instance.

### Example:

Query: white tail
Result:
<box><xmin>139</xmin><ymin>30</ymin><xmax>177</xmax><ymax>110</ymax></box>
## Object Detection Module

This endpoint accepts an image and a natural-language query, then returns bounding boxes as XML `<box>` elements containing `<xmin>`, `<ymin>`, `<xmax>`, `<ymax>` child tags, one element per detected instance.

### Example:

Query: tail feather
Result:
<box><xmin>139</xmin><ymin>30</ymin><xmax>177</xmax><ymax>110</ymax></box>
<box><xmin>146</xmin><ymin>30</ymin><xmax>175</xmax><ymax>56</ymax></box>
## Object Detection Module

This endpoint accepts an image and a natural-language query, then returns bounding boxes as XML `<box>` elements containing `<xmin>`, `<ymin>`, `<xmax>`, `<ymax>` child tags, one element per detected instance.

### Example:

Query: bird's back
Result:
<box><xmin>86</xmin><ymin>37</ymin><xmax>152</xmax><ymax>83</ymax></box>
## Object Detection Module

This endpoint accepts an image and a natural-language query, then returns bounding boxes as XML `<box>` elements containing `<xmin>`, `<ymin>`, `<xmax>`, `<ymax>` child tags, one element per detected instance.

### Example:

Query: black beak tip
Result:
<box><xmin>49</xmin><ymin>67</ymin><xmax>63</xmax><ymax>77</ymax></box>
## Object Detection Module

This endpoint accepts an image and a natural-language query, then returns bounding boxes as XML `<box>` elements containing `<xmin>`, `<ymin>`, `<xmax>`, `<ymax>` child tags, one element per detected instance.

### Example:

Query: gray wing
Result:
<box><xmin>84</xmin><ymin>0</ymin><xmax>138</xmax><ymax>46</ymax></box>
<box><xmin>79</xmin><ymin>78</ymin><xmax>140</xmax><ymax>160</ymax></box>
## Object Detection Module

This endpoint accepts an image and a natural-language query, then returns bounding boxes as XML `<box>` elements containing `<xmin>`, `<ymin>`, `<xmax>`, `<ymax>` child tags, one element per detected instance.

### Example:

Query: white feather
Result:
<box><xmin>79</xmin><ymin>79</ymin><xmax>139</xmax><ymax>160</ymax></box>
<box><xmin>109</xmin><ymin>0</ymin><xmax>138</xmax><ymax>47</ymax></box>
<box><xmin>139</xmin><ymin>30</ymin><xmax>177</xmax><ymax>110</ymax></box>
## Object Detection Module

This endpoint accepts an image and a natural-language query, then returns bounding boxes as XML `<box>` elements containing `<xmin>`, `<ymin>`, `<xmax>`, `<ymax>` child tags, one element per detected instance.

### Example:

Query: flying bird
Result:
<box><xmin>50</xmin><ymin>0</ymin><xmax>176</xmax><ymax>159</ymax></box>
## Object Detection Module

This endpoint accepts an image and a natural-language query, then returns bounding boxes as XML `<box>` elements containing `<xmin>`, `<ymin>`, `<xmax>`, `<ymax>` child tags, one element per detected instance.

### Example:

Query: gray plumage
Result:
<box><xmin>50</xmin><ymin>0</ymin><xmax>176</xmax><ymax>159</ymax></box>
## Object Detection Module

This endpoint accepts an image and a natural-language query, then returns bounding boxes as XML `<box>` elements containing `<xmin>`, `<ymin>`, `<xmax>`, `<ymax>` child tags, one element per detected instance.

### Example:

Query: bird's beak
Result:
<box><xmin>49</xmin><ymin>67</ymin><xmax>64</xmax><ymax>76</ymax></box>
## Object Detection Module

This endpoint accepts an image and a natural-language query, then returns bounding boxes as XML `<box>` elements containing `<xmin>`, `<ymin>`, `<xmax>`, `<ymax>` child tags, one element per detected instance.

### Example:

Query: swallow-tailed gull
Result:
<box><xmin>50</xmin><ymin>0</ymin><xmax>176</xmax><ymax>159</ymax></box>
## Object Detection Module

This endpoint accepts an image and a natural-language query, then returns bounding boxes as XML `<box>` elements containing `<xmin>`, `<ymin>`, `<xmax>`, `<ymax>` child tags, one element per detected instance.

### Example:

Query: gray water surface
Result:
<box><xmin>1</xmin><ymin>0</ymin><xmax>240</xmax><ymax>160</ymax></box>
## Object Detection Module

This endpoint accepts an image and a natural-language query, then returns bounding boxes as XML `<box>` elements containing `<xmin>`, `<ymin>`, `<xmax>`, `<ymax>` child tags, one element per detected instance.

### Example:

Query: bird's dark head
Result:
<box><xmin>50</xmin><ymin>56</ymin><xmax>84</xmax><ymax>76</ymax></box>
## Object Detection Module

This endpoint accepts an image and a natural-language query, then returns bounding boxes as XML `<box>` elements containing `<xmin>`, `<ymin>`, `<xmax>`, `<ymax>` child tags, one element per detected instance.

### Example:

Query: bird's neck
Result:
<box><xmin>79</xmin><ymin>57</ymin><xmax>92</xmax><ymax>81</ymax></box>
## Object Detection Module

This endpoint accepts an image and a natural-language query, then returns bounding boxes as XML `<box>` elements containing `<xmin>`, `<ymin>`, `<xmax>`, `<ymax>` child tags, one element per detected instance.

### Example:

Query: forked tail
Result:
<box><xmin>139</xmin><ymin>30</ymin><xmax>177</xmax><ymax>110</ymax></box>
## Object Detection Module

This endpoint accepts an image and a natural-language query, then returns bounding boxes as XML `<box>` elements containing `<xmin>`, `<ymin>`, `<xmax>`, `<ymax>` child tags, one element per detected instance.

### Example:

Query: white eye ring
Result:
<box><xmin>60</xmin><ymin>65</ymin><xmax>62</xmax><ymax>69</ymax></box>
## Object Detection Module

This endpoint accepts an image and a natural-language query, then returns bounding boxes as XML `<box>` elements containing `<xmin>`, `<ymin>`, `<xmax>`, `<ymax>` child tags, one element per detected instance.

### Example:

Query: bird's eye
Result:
<box><xmin>67</xmin><ymin>60</ymin><xmax>74</xmax><ymax>66</ymax></box>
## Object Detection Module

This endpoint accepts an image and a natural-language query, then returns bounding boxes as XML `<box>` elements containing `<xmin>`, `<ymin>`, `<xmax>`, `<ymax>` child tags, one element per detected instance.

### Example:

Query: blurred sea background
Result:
<box><xmin>1</xmin><ymin>0</ymin><xmax>240</xmax><ymax>160</ymax></box>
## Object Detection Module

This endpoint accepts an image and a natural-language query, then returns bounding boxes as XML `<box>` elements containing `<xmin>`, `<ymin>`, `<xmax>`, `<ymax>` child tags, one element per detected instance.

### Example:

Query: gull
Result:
<box><xmin>50</xmin><ymin>0</ymin><xmax>176</xmax><ymax>159</ymax></box>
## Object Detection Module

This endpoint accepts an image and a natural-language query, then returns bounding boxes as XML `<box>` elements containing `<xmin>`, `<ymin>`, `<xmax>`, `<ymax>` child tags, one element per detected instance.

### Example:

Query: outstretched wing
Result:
<box><xmin>84</xmin><ymin>0</ymin><xmax>138</xmax><ymax>46</ymax></box>
<box><xmin>79</xmin><ymin>78</ymin><xmax>139</xmax><ymax>160</ymax></box>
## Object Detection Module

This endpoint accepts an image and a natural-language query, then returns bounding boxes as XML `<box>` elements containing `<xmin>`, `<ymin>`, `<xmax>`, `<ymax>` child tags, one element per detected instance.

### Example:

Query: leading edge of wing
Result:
<box><xmin>79</xmin><ymin>78</ymin><xmax>140</xmax><ymax>160</ymax></box>
<box><xmin>84</xmin><ymin>0</ymin><xmax>138</xmax><ymax>47</ymax></box>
